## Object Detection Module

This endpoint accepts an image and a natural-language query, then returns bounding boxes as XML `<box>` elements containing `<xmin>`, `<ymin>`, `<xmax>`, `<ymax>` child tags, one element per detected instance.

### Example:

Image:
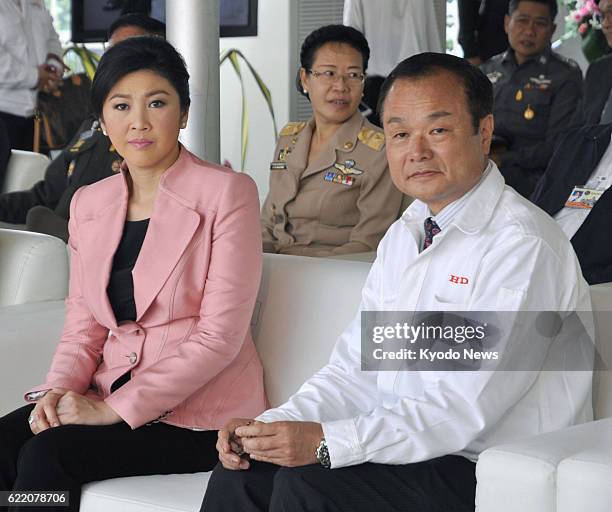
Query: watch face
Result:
<box><xmin>316</xmin><ymin>439</ymin><xmax>331</xmax><ymax>469</ymax></box>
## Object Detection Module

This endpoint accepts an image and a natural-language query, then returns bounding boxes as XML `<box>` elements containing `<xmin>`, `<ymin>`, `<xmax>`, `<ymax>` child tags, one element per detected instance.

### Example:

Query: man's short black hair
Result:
<box><xmin>508</xmin><ymin>0</ymin><xmax>558</xmax><ymax>21</ymax></box>
<box><xmin>108</xmin><ymin>13</ymin><xmax>166</xmax><ymax>41</ymax></box>
<box><xmin>377</xmin><ymin>53</ymin><xmax>494</xmax><ymax>133</ymax></box>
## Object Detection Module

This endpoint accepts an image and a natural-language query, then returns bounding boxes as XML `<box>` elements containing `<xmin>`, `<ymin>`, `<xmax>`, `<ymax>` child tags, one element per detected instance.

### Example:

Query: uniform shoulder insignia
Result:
<box><xmin>279</xmin><ymin>121</ymin><xmax>307</xmax><ymax>137</ymax></box>
<box><xmin>550</xmin><ymin>51</ymin><xmax>579</xmax><ymax>69</ymax></box>
<box><xmin>358</xmin><ymin>127</ymin><xmax>385</xmax><ymax>151</ymax></box>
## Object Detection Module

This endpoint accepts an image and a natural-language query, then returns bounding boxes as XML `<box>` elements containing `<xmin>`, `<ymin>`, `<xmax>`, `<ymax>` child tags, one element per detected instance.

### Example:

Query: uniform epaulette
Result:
<box><xmin>550</xmin><ymin>51</ymin><xmax>580</xmax><ymax>69</ymax></box>
<box><xmin>358</xmin><ymin>127</ymin><xmax>385</xmax><ymax>151</ymax></box>
<box><xmin>279</xmin><ymin>121</ymin><xmax>307</xmax><ymax>137</ymax></box>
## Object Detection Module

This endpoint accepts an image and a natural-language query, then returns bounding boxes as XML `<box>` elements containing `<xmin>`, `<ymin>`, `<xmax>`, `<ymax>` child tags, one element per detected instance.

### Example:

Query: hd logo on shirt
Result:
<box><xmin>449</xmin><ymin>274</ymin><xmax>469</xmax><ymax>285</ymax></box>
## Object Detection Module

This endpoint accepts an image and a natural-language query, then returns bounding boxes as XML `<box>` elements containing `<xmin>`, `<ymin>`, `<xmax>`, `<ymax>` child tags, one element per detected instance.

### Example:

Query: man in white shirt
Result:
<box><xmin>0</xmin><ymin>0</ymin><xmax>63</xmax><ymax>151</ymax></box>
<box><xmin>343</xmin><ymin>0</ymin><xmax>442</xmax><ymax>125</ymax></box>
<box><xmin>201</xmin><ymin>53</ymin><xmax>592</xmax><ymax>512</ymax></box>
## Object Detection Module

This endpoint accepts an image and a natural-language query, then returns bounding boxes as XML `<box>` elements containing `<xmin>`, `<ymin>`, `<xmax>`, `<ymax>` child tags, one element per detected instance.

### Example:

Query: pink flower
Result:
<box><xmin>579</xmin><ymin>22</ymin><xmax>589</xmax><ymax>34</ymax></box>
<box><xmin>572</xmin><ymin>11</ymin><xmax>583</xmax><ymax>21</ymax></box>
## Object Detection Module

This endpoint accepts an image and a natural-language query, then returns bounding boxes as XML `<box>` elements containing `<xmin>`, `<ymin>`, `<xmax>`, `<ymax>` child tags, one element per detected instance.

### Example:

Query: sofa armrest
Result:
<box><xmin>476</xmin><ymin>418</ymin><xmax>612</xmax><ymax>512</ymax></box>
<box><xmin>558</xmin><ymin>445</ymin><xmax>612</xmax><ymax>512</ymax></box>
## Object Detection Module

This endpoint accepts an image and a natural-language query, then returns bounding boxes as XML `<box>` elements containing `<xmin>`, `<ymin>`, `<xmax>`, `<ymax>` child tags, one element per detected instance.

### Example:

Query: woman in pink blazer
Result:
<box><xmin>0</xmin><ymin>37</ymin><xmax>266</xmax><ymax>510</ymax></box>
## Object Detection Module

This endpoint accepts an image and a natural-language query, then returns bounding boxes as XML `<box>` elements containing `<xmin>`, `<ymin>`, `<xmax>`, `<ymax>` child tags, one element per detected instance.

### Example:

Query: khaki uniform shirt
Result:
<box><xmin>261</xmin><ymin>112</ymin><xmax>402</xmax><ymax>256</ymax></box>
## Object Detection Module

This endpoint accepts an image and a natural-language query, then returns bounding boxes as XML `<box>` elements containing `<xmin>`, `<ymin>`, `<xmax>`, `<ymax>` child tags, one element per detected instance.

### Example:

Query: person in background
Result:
<box><xmin>458</xmin><ymin>0</ymin><xmax>510</xmax><ymax>65</ymax></box>
<box><xmin>581</xmin><ymin>0</ymin><xmax>612</xmax><ymax>125</ymax></box>
<box><xmin>0</xmin><ymin>0</ymin><xmax>63</xmax><ymax>152</ymax></box>
<box><xmin>261</xmin><ymin>25</ymin><xmax>403</xmax><ymax>258</ymax></box>
<box><xmin>532</xmin><ymin>122</ymin><xmax>612</xmax><ymax>284</ymax></box>
<box><xmin>480</xmin><ymin>0</ymin><xmax>583</xmax><ymax>198</ymax></box>
<box><xmin>343</xmin><ymin>0</ymin><xmax>442</xmax><ymax>125</ymax></box>
<box><xmin>0</xmin><ymin>36</ymin><xmax>266</xmax><ymax>512</ymax></box>
<box><xmin>0</xmin><ymin>13</ymin><xmax>165</xmax><ymax>241</ymax></box>
<box><xmin>0</xmin><ymin>118</ymin><xmax>9</xmax><ymax>191</ymax></box>
<box><xmin>202</xmin><ymin>52</ymin><xmax>591</xmax><ymax>512</ymax></box>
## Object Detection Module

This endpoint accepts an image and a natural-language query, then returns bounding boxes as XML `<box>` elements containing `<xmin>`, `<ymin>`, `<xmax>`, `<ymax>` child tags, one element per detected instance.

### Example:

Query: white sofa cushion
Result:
<box><xmin>1</xmin><ymin>150</ymin><xmax>49</xmax><ymax>194</ymax></box>
<box><xmin>81</xmin><ymin>473</ymin><xmax>212</xmax><ymax>512</ymax></box>
<box><xmin>0</xmin><ymin>300</ymin><xmax>65</xmax><ymax>416</ymax></box>
<box><xmin>0</xmin><ymin>229</ymin><xmax>68</xmax><ymax>306</ymax></box>
<box><xmin>557</xmin><ymin>429</ymin><xmax>612</xmax><ymax>512</ymax></box>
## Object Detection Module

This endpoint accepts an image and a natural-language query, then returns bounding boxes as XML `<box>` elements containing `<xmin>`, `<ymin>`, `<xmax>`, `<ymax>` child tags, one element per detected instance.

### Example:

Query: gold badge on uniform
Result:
<box><xmin>515</xmin><ymin>89</ymin><xmax>523</xmax><ymax>102</ymax></box>
<box><xmin>524</xmin><ymin>105</ymin><xmax>535</xmax><ymax>121</ymax></box>
<box><xmin>67</xmin><ymin>161</ymin><xmax>76</xmax><ymax>178</ymax></box>
<box><xmin>334</xmin><ymin>160</ymin><xmax>363</xmax><ymax>176</ymax></box>
<box><xmin>343</xmin><ymin>141</ymin><xmax>354</xmax><ymax>150</ymax></box>
<box><xmin>278</xmin><ymin>145</ymin><xmax>292</xmax><ymax>161</ymax></box>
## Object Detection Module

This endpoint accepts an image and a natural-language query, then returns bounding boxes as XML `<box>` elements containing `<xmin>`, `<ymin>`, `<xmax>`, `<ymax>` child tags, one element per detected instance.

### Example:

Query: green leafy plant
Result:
<box><xmin>62</xmin><ymin>44</ymin><xmax>101</xmax><ymax>80</ymax></box>
<box><xmin>220</xmin><ymin>48</ymin><xmax>278</xmax><ymax>170</ymax></box>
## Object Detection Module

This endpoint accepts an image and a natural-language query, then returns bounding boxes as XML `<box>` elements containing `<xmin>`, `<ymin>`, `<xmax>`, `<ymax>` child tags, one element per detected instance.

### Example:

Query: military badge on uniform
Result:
<box><xmin>529</xmin><ymin>75</ymin><xmax>551</xmax><ymax>90</ymax></box>
<box><xmin>67</xmin><ymin>161</ymin><xmax>76</xmax><ymax>178</ymax></box>
<box><xmin>487</xmin><ymin>71</ymin><xmax>503</xmax><ymax>84</ymax></box>
<box><xmin>270</xmin><ymin>162</ymin><xmax>287</xmax><ymax>170</ymax></box>
<box><xmin>334</xmin><ymin>159</ymin><xmax>363</xmax><ymax>176</ymax></box>
<box><xmin>524</xmin><ymin>105</ymin><xmax>535</xmax><ymax>121</ymax></box>
<box><xmin>324</xmin><ymin>170</ymin><xmax>354</xmax><ymax>186</ymax></box>
<box><xmin>278</xmin><ymin>145</ymin><xmax>292</xmax><ymax>161</ymax></box>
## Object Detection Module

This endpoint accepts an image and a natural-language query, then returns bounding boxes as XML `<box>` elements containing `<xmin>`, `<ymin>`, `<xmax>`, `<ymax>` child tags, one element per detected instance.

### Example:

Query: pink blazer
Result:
<box><xmin>26</xmin><ymin>148</ymin><xmax>267</xmax><ymax>430</ymax></box>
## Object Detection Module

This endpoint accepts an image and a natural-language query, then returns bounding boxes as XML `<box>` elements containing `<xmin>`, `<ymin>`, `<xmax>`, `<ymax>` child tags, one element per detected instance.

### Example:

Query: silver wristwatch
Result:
<box><xmin>316</xmin><ymin>438</ymin><xmax>331</xmax><ymax>469</ymax></box>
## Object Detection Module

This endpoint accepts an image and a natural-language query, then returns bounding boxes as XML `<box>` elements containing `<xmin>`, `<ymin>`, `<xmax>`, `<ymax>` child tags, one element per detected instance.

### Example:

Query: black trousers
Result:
<box><xmin>201</xmin><ymin>455</ymin><xmax>476</xmax><ymax>512</ymax></box>
<box><xmin>0</xmin><ymin>112</ymin><xmax>34</xmax><ymax>152</ymax></box>
<box><xmin>0</xmin><ymin>405</ymin><xmax>218</xmax><ymax>512</ymax></box>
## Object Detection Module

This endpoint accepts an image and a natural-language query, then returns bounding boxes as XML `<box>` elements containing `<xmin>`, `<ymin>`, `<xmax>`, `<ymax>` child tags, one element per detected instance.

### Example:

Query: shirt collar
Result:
<box><xmin>502</xmin><ymin>47</ymin><xmax>551</xmax><ymax>66</ymax></box>
<box><xmin>402</xmin><ymin>160</ymin><xmax>504</xmax><ymax>235</ymax></box>
<box><xmin>429</xmin><ymin>162</ymin><xmax>493</xmax><ymax>231</ymax></box>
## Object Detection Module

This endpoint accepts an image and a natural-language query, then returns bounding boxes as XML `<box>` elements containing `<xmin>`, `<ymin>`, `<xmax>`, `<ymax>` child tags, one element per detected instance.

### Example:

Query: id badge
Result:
<box><xmin>565</xmin><ymin>186</ymin><xmax>603</xmax><ymax>209</ymax></box>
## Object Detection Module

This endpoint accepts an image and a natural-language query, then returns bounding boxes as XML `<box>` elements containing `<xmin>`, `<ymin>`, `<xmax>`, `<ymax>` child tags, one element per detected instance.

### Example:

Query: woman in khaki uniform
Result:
<box><xmin>261</xmin><ymin>25</ymin><xmax>403</xmax><ymax>257</ymax></box>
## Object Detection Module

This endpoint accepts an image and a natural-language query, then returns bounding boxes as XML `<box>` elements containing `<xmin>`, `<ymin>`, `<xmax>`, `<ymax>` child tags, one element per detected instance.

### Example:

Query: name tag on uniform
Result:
<box><xmin>565</xmin><ymin>187</ymin><xmax>603</xmax><ymax>209</ymax></box>
<box><xmin>270</xmin><ymin>162</ymin><xmax>287</xmax><ymax>170</ymax></box>
<box><xmin>324</xmin><ymin>171</ymin><xmax>354</xmax><ymax>186</ymax></box>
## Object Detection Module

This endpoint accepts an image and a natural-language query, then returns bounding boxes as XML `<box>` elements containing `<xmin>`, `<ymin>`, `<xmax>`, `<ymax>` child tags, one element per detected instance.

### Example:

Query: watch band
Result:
<box><xmin>316</xmin><ymin>438</ymin><xmax>331</xmax><ymax>469</ymax></box>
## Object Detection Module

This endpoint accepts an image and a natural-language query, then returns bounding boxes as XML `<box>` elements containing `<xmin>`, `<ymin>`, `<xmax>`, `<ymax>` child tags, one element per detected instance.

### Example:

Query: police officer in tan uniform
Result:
<box><xmin>261</xmin><ymin>25</ymin><xmax>403</xmax><ymax>257</ymax></box>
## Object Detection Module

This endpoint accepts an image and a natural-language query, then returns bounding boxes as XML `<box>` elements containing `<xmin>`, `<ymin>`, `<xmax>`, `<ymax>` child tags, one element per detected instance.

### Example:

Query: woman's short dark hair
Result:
<box><xmin>91</xmin><ymin>37</ymin><xmax>190</xmax><ymax>118</ymax></box>
<box><xmin>296</xmin><ymin>24</ymin><xmax>370</xmax><ymax>96</ymax></box>
<box><xmin>377</xmin><ymin>53</ymin><xmax>494</xmax><ymax>133</ymax></box>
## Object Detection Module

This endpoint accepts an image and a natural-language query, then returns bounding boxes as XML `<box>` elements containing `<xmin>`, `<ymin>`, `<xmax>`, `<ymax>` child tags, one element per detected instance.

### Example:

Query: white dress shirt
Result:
<box><xmin>555</xmin><ymin>134</ymin><xmax>612</xmax><ymax>240</ymax></box>
<box><xmin>257</xmin><ymin>164</ymin><xmax>592</xmax><ymax>469</ymax></box>
<box><xmin>0</xmin><ymin>0</ymin><xmax>62</xmax><ymax>118</ymax></box>
<box><xmin>343</xmin><ymin>0</ymin><xmax>442</xmax><ymax>77</ymax></box>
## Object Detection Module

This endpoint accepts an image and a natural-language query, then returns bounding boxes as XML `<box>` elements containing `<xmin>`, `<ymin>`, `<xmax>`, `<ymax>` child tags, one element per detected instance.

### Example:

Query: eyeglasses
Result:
<box><xmin>306</xmin><ymin>69</ymin><xmax>366</xmax><ymax>86</ymax></box>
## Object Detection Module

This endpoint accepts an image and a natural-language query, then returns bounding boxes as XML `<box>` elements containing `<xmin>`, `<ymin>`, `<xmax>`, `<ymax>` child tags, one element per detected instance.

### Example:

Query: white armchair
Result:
<box><xmin>1</xmin><ymin>150</ymin><xmax>50</xmax><ymax>231</ymax></box>
<box><xmin>1</xmin><ymin>150</ymin><xmax>49</xmax><ymax>194</ymax></box>
<box><xmin>476</xmin><ymin>282</ymin><xmax>612</xmax><ymax>512</ymax></box>
<box><xmin>0</xmin><ymin>228</ymin><xmax>68</xmax><ymax>307</ymax></box>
